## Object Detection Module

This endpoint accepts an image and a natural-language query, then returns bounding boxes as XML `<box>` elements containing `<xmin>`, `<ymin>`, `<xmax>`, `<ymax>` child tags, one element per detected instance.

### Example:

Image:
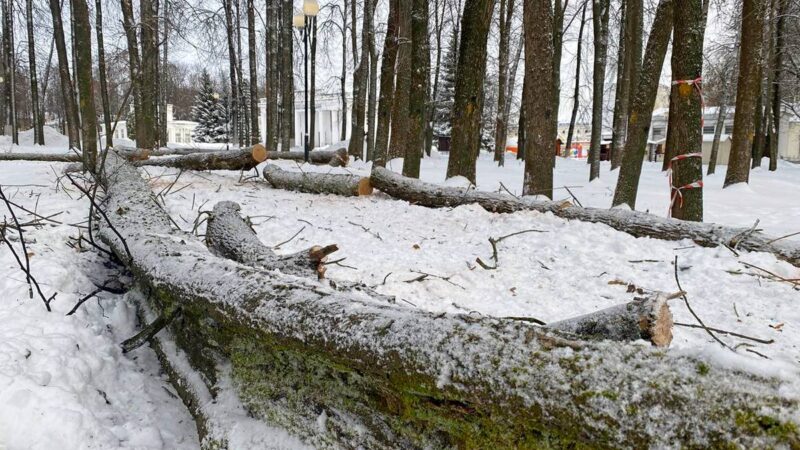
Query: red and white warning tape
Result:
<box><xmin>666</xmin><ymin>152</ymin><xmax>703</xmax><ymax>217</ymax></box>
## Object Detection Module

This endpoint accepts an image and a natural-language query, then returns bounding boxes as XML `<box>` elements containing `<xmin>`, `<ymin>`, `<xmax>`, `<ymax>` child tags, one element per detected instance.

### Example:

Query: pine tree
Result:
<box><xmin>433</xmin><ymin>28</ymin><xmax>458</xmax><ymax>137</ymax></box>
<box><xmin>191</xmin><ymin>70</ymin><xmax>227</xmax><ymax>143</ymax></box>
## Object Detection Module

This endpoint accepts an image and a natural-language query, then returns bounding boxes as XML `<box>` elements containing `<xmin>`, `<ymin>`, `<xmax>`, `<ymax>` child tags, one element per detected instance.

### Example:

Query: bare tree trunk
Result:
<box><xmin>3</xmin><ymin>0</ymin><xmax>17</xmax><ymax>144</ymax></box>
<box><xmin>25</xmin><ymin>0</ymin><xmax>43</xmax><ymax>145</ymax></box>
<box><xmin>349</xmin><ymin>0</ymin><xmax>373</xmax><ymax>160</ymax></box>
<box><xmin>425</xmin><ymin>0</ymin><xmax>444</xmax><ymax>158</ymax></box>
<box><xmin>246</xmin><ymin>0</ymin><xmax>259</xmax><ymax>144</ymax></box>
<box><xmin>139</xmin><ymin>0</ymin><xmax>159</xmax><ymax>150</ymax></box>
<box><xmin>517</xmin><ymin>76</ymin><xmax>526</xmax><ymax>160</ymax></box>
<box><xmin>610</xmin><ymin>0</ymin><xmax>642</xmax><ymax>170</ymax></box>
<box><xmin>120</xmin><ymin>0</ymin><xmax>141</xmax><ymax>148</ymax></box>
<box><xmin>666</xmin><ymin>0</ymin><xmax>704</xmax><ymax>221</ymax></box>
<box><xmin>588</xmin><ymin>0</ymin><xmax>610</xmax><ymax>181</ymax></box>
<box><xmin>446</xmin><ymin>0</ymin><xmax>497</xmax><ymax>183</ymax></box>
<box><xmin>707</xmin><ymin>102</ymin><xmax>727</xmax><ymax>175</ymax></box>
<box><xmin>48</xmin><ymin>0</ymin><xmax>80</xmax><ymax>148</ymax></box>
<box><xmin>565</xmin><ymin>4</ymin><xmax>587</xmax><ymax>154</ymax></box>
<box><xmin>159</xmin><ymin>1</ymin><xmax>169</xmax><ymax>146</ymax></box>
<box><xmin>492</xmin><ymin>0</ymin><xmax>515</xmax><ymax>166</ymax></box>
<box><xmin>502</xmin><ymin>33</ymin><xmax>524</xmax><ymax>148</ymax></box>
<box><xmin>551</xmin><ymin>0</ymin><xmax>565</xmax><ymax>156</ymax></box>
<box><xmin>725</xmin><ymin>0</ymin><xmax>766</xmax><ymax>187</ymax></box>
<box><xmin>236</xmin><ymin>0</ymin><xmax>247</xmax><ymax>144</ymax></box>
<box><xmin>339</xmin><ymin>0</ymin><xmax>348</xmax><ymax>143</ymax></box>
<box><xmin>523</xmin><ymin>0</ymin><xmax>555</xmax><ymax>197</ymax></box>
<box><xmin>222</xmin><ymin>0</ymin><xmax>239</xmax><ymax>147</ymax></box>
<box><xmin>265</xmin><ymin>0</ymin><xmax>279</xmax><ymax>149</ymax></box>
<box><xmin>611</xmin><ymin>0</ymin><xmax>674</xmax><ymax>209</ymax></box>
<box><xmin>310</xmin><ymin>17</ymin><xmax>317</xmax><ymax>149</ymax></box>
<box><xmin>770</xmin><ymin>0</ymin><xmax>786</xmax><ymax>171</ymax></box>
<box><xmin>280</xmin><ymin>0</ymin><xmax>292</xmax><ymax>151</ymax></box>
<box><xmin>70</xmin><ymin>0</ymin><xmax>97</xmax><ymax>171</ymax></box>
<box><xmin>753</xmin><ymin>1</ymin><xmax>774</xmax><ymax>170</ymax></box>
<box><xmin>403</xmin><ymin>0</ymin><xmax>429</xmax><ymax>178</ymax></box>
<box><xmin>374</xmin><ymin>0</ymin><xmax>399</xmax><ymax>165</ymax></box>
<box><xmin>94</xmin><ymin>0</ymin><xmax>112</xmax><ymax>149</ymax></box>
<box><xmin>366</xmin><ymin>11</ymin><xmax>379</xmax><ymax>161</ymax></box>
<box><xmin>388</xmin><ymin>1</ymin><xmax>412</xmax><ymax>161</ymax></box>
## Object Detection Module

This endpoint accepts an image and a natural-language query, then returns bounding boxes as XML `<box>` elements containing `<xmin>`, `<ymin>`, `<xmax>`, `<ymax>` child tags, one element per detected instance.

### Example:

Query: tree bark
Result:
<box><xmin>366</xmin><ymin>5</ymin><xmax>379</xmax><ymax>161</ymax></box>
<box><xmin>371</xmin><ymin>166</ymin><xmax>800</xmax><ymax>267</ymax></box>
<box><xmin>611</xmin><ymin>0</ymin><xmax>674</xmax><ymax>209</ymax></box>
<box><xmin>588</xmin><ymin>0</ymin><xmax>610</xmax><ymax>181</ymax></box>
<box><xmin>265</xmin><ymin>147</ymin><xmax>349</xmax><ymax>166</ymax></box>
<box><xmin>247</xmin><ymin>0</ymin><xmax>259</xmax><ymax>144</ymax></box>
<box><xmin>388</xmin><ymin>1</ymin><xmax>412</xmax><ymax>161</ymax></box>
<box><xmin>48</xmin><ymin>0</ymin><xmax>81</xmax><ymax>149</ymax></box>
<box><xmin>565</xmin><ymin>4</ymin><xmax>587</xmax><ymax>155</ymax></box>
<box><xmin>263</xmin><ymin>164</ymin><xmax>373</xmax><ymax>197</ymax></box>
<box><xmin>724</xmin><ymin>0</ymin><xmax>765</xmax><ymax>187</ymax></box>
<box><xmin>266</xmin><ymin>0</ymin><xmax>279</xmax><ymax>150</ymax></box>
<box><xmin>348</xmin><ymin>0</ymin><xmax>374</xmax><ymax>161</ymax></box>
<box><xmin>138</xmin><ymin>0</ymin><xmax>159</xmax><ymax>151</ymax></box>
<box><xmin>25</xmin><ymin>0</ymin><xmax>43</xmax><ymax>145</ymax></box>
<box><xmin>95</xmin><ymin>0</ymin><xmax>112</xmax><ymax>150</ymax></box>
<box><xmin>374</xmin><ymin>0</ymin><xmax>399</xmax><ymax>166</ymax></box>
<box><xmin>402</xmin><ymin>0</ymin><xmax>429</xmax><ymax>178</ymax></box>
<box><xmin>769</xmin><ymin>0</ymin><xmax>786</xmax><ymax>171</ymax></box>
<box><xmin>223</xmin><ymin>0</ymin><xmax>239</xmax><ymax>147</ymax></box>
<box><xmin>134</xmin><ymin>146</ymin><xmax>267</xmax><ymax>171</ymax></box>
<box><xmin>0</xmin><ymin>152</ymin><xmax>81</xmax><ymax>162</ymax></box>
<box><xmin>280</xmin><ymin>0</ymin><xmax>293</xmax><ymax>151</ymax></box>
<box><xmin>206</xmin><ymin>201</ymin><xmax>338</xmax><ymax>279</ymax></box>
<box><xmin>707</xmin><ymin>103</ymin><xmax>727</xmax><ymax>176</ymax></box>
<box><xmin>492</xmin><ymin>0</ymin><xmax>516</xmax><ymax>166</ymax></box>
<box><xmin>97</xmin><ymin>152</ymin><xmax>800</xmax><ymax>449</ymax></box>
<box><xmin>522</xmin><ymin>0</ymin><xmax>555</xmax><ymax>198</ymax></box>
<box><xmin>665</xmin><ymin>0</ymin><xmax>704</xmax><ymax>221</ymax></box>
<box><xmin>70</xmin><ymin>0</ymin><xmax>98</xmax><ymax>172</ymax></box>
<box><xmin>446</xmin><ymin>0</ymin><xmax>496</xmax><ymax>184</ymax></box>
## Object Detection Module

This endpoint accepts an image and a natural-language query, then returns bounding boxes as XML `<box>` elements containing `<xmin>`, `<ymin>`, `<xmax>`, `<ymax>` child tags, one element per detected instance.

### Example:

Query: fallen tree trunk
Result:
<box><xmin>0</xmin><ymin>152</ymin><xmax>81</xmax><ymax>162</ymax></box>
<box><xmin>95</xmin><ymin>151</ymin><xmax>800</xmax><ymax>448</ymax></box>
<box><xmin>371</xmin><ymin>166</ymin><xmax>800</xmax><ymax>268</ymax></box>
<box><xmin>115</xmin><ymin>145</ymin><xmax>236</xmax><ymax>157</ymax></box>
<box><xmin>133</xmin><ymin>146</ymin><xmax>267</xmax><ymax>171</ymax></box>
<box><xmin>206</xmin><ymin>201</ymin><xmax>339</xmax><ymax>279</ymax></box>
<box><xmin>263</xmin><ymin>164</ymin><xmax>373</xmax><ymax>197</ymax></box>
<box><xmin>265</xmin><ymin>147</ymin><xmax>349</xmax><ymax>167</ymax></box>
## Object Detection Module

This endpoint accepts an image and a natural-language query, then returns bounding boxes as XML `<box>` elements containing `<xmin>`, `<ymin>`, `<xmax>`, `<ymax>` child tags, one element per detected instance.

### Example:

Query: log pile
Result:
<box><xmin>94</xmin><ymin>151</ymin><xmax>799</xmax><ymax>449</ymax></box>
<box><xmin>262</xmin><ymin>164</ymin><xmax>372</xmax><ymax>197</ymax></box>
<box><xmin>371</xmin><ymin>166</ymin><xmax>800</xmax><ymax>268</ymax></box>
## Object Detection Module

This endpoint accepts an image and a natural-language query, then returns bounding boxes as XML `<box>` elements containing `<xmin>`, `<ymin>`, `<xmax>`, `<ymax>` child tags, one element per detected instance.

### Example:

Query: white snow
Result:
<box><xmin>2</xmin><ymin>134</ymin><xmax>799</xmax><ymax>447</ymax></box>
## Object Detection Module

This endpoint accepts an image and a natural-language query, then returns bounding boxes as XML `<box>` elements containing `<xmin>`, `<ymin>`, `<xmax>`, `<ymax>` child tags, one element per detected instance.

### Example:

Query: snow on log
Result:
<box><xmin>115</xmin><ymin>145</ymin><xmax>239</xmax><ymax>157</ymax></box>
<box><xmin>265</xmin><ymin>147</ymin><xmax>349</xmax><ymax>167</ymax></box>
<box><xmin>133</xmin><ymin>146</ymin><xmax>267</xmax><ymax>171</ymax></box>
<box><xmin>371</xmin><ymin>166</ymin><xmax>800</xmax><ymax>268</ymax></box>
<box><xmin>548</xmin><ymin>293</ymin><xmax>675</xmax><ymax>347</ymax></box>
<box><xmin>0</xmin><ymin>152</ymin><xmax>81</xmax><ymax>162</ymax></box>
<box><xmin>262</xmin><ymin>164</ymin><xmax>373</xmax><ymax>197</ymax></box>
<box><xmin>96</xmin><ymin>152</ymin><xmax>800</xmax><ymax>448</ymax></box>
<box><xmin>206</xmin><ymin>200</ymin><xmax>338</xmax><ymax>279</ymax></box>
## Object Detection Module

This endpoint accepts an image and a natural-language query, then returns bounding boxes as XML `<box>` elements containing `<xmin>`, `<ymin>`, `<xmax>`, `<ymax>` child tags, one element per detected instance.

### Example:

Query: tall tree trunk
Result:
<box><xmin>310</xmin><ymin>17</ymin><xmax>317</xmax><ymax>149</ymax></box>
<box><xmin>752</xmin><ymin>1</ymin><xmax>774</xmax><ymax>170</ymax></box>
<box><xmin>70</xmin><ymin>0</ymin><xmax>97</xmax><ymax>170</ymax></box>
<box><xmin>424</xmin><ymin>0</ymin><xmax>443</xmax><ymax>158</ymax></box>
<box><xmin>388</xmin><ymin>1</ymin><xmax>411</xmax><ymax>161</ymax></box>
<box><xmin>611</xmin><ymin>0</ymin><xmax>674</xmax><ymax>209</ymax></box>
<box><xmin>340</xmin><ymin>0</ymin><xmax>348</xmax><ymax>142</ymax></box>
<box><xmin>374</xmin><ymin>0</ymin><xmax>399</xmax><ymax>165</ymax></box>
<box><xmin>761</xmin><ymin>0</ymin><xmax>777</xmax><ymax>170</ymax></box>
<box><xmin>565</xmin><ymin>3</ymin><xmax>587</xmax><ymax>154</ymax></box>
<box><xmin>25</xmin><ymin>0</ymin><xmax>43</xmax><ymax>144</ymax></box>
<box><xmin>366</xmin><ymin>10</ymin><xmax>379</xmax><ymax>161</ymax></box>
<box><xmin>265</xmin><ymin>0</ymin><xmax>278</xmax><ymax>149</ymax></box>
<box><xmin>551</xmin><ymin>0</ymin><xmax>565</xmax><ymax>157</ymax></box>
<box><xmin>666</xmin><ymin>0</ymin><xmax>704</xmax><ymax>221</ymax></box>
<box><xmin>588</xmin><ymin>0</ymin><xmax>610</xmax><ymax>181</ymax></box>
<box><xmin>3</xmin><ymin>0</ymin><xmax>17</xmax><ymax>144</ymax></box>
<box><xmin>492</xmin><ymin>0</ymin><xmax>515</xmax><ymax>166</ymax></box>
<box><xmin>139</xmin><ymin>0</ymin><xmax>158</xmax><ymax>150</ymax></box>
<box><xmin>0</xmin><ymin>2</ymin><xmax>6</xmax><ymax>134</ymax></box>
<box><xmin>349</xmin><ymin>0</ymin><xmax>373</xmax><ymax>160</ymax></box>
<box><xmin>247</xmin><ymin>0</ymin><xmax>259</xmax><ymax>144</ymax></box>
<box><xmin>403</xmin><ymin>0</ymin><xmax>429</xmax><ymax>178</ymax></box>
<box><xmin>280</xmin><ymin>0</ymin><xmax>292</xmax><ymax>151</ymax></box>
<box><xmin>707</xmin><ymin>102</ymin><xmax>727</xmax><ymax>175</ymax></box>
<box><xmin>159</xmin><ymin>1</ymin><xmax>169</xmax><ymax>146</ymax></box>
<box><xmin>503</xmin><ymin>33</ymin><xmax>524</xmax><ymax>148</ymax></box>
<box><xmin>49</xmin><ymin>0</ymin><xmax>81</xmax><ymax>149</ymax></box>
<box><xmin>522</xmin><ymin>0</ymin><xmax>555</xmax><ymax>197</ymax></box>
<box><xmin>235</xmin><ymin>0</ymin><xmax>247</xmax><ymax>144</ymax></box>
<box><xmin>223</xmin><ymin>0</ymin><xmax>239</xmax><ymax>147</ymax></box>
<box><xmin>770</xmin><ymin>0</ymin><xmax>786</xmax><ymax>171</ymax></box>
<box><xmin>724</xmin><ymin>0</ymin><xmax>766</xmax><ymax>187</ymax></box>
<box><xmin>94</xmin><ymin>0</ymin><xmax>112</xmax><ymax>149</ymax></box>
<box><xmin>446</xmin><ymin>0</ymin><xmax>497</xmax><ymax>184</ymax></box>
<box><xmin>610</xmin><ymin>0</ymin><xmax>642</xmax><ymax>170</ymax></box>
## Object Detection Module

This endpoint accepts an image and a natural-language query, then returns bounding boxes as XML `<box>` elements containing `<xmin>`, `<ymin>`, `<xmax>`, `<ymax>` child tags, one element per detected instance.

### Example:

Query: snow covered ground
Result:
<box><xmin>1</xmin><ymin>136</ymin><xmax>799</xmax><ymax>448</ymax></box>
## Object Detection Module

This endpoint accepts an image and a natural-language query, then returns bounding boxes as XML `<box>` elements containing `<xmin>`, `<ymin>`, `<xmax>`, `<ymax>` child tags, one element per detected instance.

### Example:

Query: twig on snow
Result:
<box><xmin>673</xmin><ymin>322</ymin><xmax>775</xmax><ymax>344</ymax></box>
<box><xmin>673</xmin><ymin>256</ymin><xmax>732</xmax><ymax>351</ymax></box>
<box><xmin>273</xmin><ymin>226</ymin><xmax>306</xmax><ymax>249</ymax></box>
<box><xmin>66</xmin><ymin>288</ymin><xmax>103</xmax><ymax>316</ymax></box>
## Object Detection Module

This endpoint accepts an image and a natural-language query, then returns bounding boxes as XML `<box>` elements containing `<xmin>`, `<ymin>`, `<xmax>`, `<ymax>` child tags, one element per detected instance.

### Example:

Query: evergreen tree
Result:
<box><xmin>191</xmin><ymin>70</ymin><xmax>227</xmax><ymax>143</ymax></box>
<box><xmin>433</xmin><ymin>28</ymin><xmax>458</xmax><ymax>137</ymax></box>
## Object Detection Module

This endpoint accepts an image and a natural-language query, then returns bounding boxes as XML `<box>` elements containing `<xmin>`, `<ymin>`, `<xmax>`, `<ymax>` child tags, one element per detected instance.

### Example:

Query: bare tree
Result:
<box><xmin>70</xmin><ymin>0</ymin><xmax>97</xmax><ymax>169</ymax></box>
<box><xmin>280</xmin><ymin>0</ymin><xmax>293</xmax><ymax>150</ymax></box>
<box><xmin>49</xmin><ymin>0</ymin><xmax>80</xmax><ymax>148</ymax></box>
<box><xmin>565</xmin><ymin>2</ymin><xmax>587</xmax><ymax>154</ymax></box>
<box><xmin>523</xmin><ymin>0</ymin><xmax>555</xmax><ymax>197</ymax></box>
<box><xmin>403</xmin><ymin>0</ymin><xmax>429</xmax><ymax>177</ymax></box>
<box><xmin>95</xmin><ymin>0</ymin><xmax>111</xmax><ymax>149</ymax></box>
<box><xmin>388</xmin><ymin>0</ymin><xmax>411</xmax><ymax>160</ymax></box>
<box><xmin>25</xmin><ymin>0</ymin><xmax>43</xmax><ymax>144</ymax></box>
<box><xmin>247</xmin><ymin>0</ymin><xmax>259</xmax><ymax>144</ymax></box>
<box><xmin>446</xmin><ymin>0</ymin><xmax>496</xmax><ymax>183</ymax></box>
<box><xmin>492</xmin><ymin>0</ymin><xmax>516</xmax><ymax>166</ymax></box>
<box><xmin>588</xmin><ymin>0</ymin><xmax>610</xmax><ymax>181</ymax></box>
<box><xmin>374</xmin><ymin>0</ymin><xmax>399</xmax><ymax>165</ymax></box>
<box><xmin>349</xmin><ymin>0</ymin><xmax>374</xmax><ymax>160</ymax></box>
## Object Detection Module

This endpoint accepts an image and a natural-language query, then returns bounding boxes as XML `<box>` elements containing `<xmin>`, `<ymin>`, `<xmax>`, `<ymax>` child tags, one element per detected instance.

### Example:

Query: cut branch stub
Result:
<box><xmin>205</xmin><ymin>200</ymin><xmax>337</xmax><ymax>279</ymax></box>
<box><xmin>548</xmin><ymin>293</ymin><xmax>675</xmax><ymax>347</ymax></box>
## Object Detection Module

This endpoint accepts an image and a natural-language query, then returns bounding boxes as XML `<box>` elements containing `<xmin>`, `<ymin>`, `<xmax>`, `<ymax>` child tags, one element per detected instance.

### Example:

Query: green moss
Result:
<box><xmin>735</xmin><ymin>411</ymin><xmax>800</xmax><ymax>442</ymax></box>
<box><xmin>697</xmin><ymin>362</ymin><xmax>710</xmax><ymax>376</ymax></box>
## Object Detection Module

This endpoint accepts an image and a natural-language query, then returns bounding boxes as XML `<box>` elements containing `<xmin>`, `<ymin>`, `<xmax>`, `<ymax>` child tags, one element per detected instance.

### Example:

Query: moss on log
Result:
<box><xmin>97</xmin><ymin>153</ymin><xmax>800</xmax><ymax>449</ymax></box>
<box><xmin>263</xmin><ymin>164</ymin><xmax>373</xmax><ymax>197</ymax></box>
<box><xmin>371</xmin><ymin>166</ymin><xmax>800</xmax><ymax>268</ymax></box>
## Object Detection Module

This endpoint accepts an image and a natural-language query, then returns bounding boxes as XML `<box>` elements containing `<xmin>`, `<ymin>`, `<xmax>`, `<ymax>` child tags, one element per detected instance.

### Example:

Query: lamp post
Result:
<box><xmin>293</xmin><ymin>0</ymin><xmax>319</xmax><ymax>162</ymax></box>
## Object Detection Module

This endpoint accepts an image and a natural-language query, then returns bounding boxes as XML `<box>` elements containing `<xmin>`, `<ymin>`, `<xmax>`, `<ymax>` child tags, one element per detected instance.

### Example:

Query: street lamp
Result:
<box><xmin>293</xmin><ymin>0</ymin><xmax>319</xmax><ymax>162</ymax></box>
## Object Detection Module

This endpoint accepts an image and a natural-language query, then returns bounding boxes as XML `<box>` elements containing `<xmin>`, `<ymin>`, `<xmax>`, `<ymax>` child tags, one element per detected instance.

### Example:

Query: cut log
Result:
<box><xmin>371</xmin><ymin>166</ymin><xmax>800</xmax><ymax>268</ymax></box>
<box><xmin>95</xmin><ymin>152</ymin><xmax>800</xmax><ymax>449</ymax></box>
<box><xmin>115</xmin><ymin>145</ymin><xmax>243</xmax><ymax>157</ymax></box>
<box><xmin>263</xmin><ymin>164</ymin><xmax>373</xmax><ymax>197</ymax></box>
<box><xmin>548</xmin><ymin>293</ymin><xmax>675</xmax><ymax>347</ymax></box>
<box><xmin>265</xmin><ymin>147</ymin><xmax>349</xmax><ymax>167</ymax></box>
<box><xmin>0</xmin><ymin>152</ymin><xmax>81</xmax><ymax>162</ymax></box>
<box><xmin>133</xmin><ymin>147</ymin><xmax>267</xmax><ymax>171</ymax></box>
<box><xmin>206</xmin><ymin>200</ymin><xmax>338</xmax><ymax>279</ymax></box>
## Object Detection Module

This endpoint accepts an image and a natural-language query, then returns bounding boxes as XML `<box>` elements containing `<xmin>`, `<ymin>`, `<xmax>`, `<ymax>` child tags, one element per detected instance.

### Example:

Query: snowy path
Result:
<box><xmin>0</xmin><ymin>162</ymin><xmax>199</xmax><ymax>449</ymax></box>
